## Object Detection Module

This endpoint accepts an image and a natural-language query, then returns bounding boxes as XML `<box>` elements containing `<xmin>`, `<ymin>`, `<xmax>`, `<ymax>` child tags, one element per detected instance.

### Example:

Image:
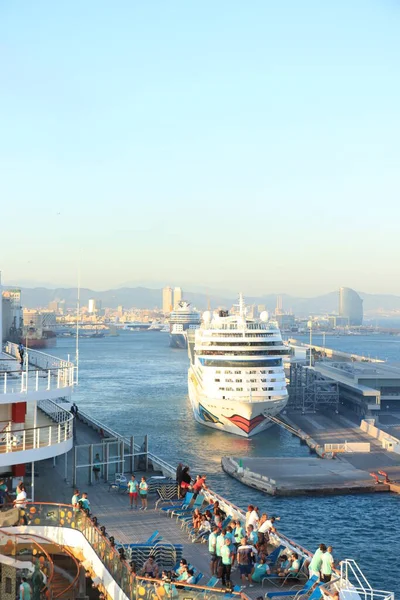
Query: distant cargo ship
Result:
<box><xmin>169</xmin><ymin>301</ymin><xmax>201</xmax><ymax>349</ymax></box>
<box><xmin>21</xmin><ymin>326</ymin><xmax>57</xmax><ymax>349</ymax></box>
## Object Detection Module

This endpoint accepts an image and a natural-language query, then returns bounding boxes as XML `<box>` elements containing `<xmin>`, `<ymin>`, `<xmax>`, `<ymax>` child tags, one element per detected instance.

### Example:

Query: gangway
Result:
<box><xmin>266</xmin><ymin>414</ymin><xmax>305</xmax><ymax>439</ymax></box>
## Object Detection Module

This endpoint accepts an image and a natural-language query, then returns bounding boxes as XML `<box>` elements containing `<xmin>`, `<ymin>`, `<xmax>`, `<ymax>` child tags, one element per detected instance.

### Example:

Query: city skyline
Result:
<box><xmin>1</xmin><ymin>1</ymin><xmax>400</xmax><ymax>294</ymax></box>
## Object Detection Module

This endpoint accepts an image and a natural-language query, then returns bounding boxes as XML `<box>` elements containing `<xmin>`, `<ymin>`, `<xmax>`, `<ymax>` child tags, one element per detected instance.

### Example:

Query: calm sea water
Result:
<box><xmin>52</xmin><ymin>332</ymin><xmax>400</xmax><ymax>593</ymax></box>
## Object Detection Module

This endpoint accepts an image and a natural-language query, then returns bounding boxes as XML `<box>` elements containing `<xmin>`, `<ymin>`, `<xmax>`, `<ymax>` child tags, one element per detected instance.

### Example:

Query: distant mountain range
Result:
<box><xmin>8</xmin><ymin>286</ymin><xmax>400</xmax><ymax>317</ymax></box>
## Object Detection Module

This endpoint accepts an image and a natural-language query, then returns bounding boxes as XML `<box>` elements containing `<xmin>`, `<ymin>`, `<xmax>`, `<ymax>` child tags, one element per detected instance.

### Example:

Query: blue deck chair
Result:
<box><xmin>161</xmin><ymin>492</ymin><xmax>194</xmax><ymax>516</ymax></box>
<box><xmin>305</xmin><ymin>587</ymin><xmax>322</xmax><ymax>600</ymax></box>
<box><xmin>220</xmin><ymin>515</ymin><xmax>232</xmax><ymax>529</ymax></box>
<box><xmin>265</xmin><ymin>576</ymin><xmax>319</xmax><ymax>598</ymax></box>
<box><xmin>266</xmin><ymin>545</ymin><xmax>285</xmax><ymax>565</ymax></box>
<box><xmin>145</xmin><ymin>530</ymin><xmax>162</xmax><ymax>544</ymax></box>
<box><xmin>193</xmin><ymin>572</ymin><xmax>203</xmax><ymax>584</ymax></box>
<box><xmin>173</xmin><ymin>494</ymin><xmax>205</xmax><ymax>519</ymax></box>
<box><xmin>205</xmin><ymin>577</ymin><xmax>219</xmax><ymax>588</ymax></box>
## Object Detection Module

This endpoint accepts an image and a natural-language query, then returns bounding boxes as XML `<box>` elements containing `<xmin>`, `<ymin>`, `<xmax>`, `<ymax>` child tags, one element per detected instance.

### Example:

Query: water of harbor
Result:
<box><xmin>52</xmin><ymin>332</ymin><xmax>400</xmax><ymax>592</ymax></box>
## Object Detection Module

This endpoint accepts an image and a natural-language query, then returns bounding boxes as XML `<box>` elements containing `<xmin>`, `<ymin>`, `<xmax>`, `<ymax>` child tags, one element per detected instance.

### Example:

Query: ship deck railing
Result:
<box><xmin>4</xmin><ymin>417</ymin><xmax>391</xmax><ymax>600</ymax></box>
<box><xmin>0</xmin><ymin>342</ymin><xmax>75</xmax><ymax>396</ymax></box>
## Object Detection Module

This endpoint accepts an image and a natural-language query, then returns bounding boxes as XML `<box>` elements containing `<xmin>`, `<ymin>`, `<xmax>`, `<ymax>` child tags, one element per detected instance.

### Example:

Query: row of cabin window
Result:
<box><xmin>218</xmin><ymin>387</ymin><xmax>275</xmax><ymax>392</ymax></box>
<box><xmin>215</xmin><ymin>378</ymin><xmax>280</xmax><ymax>383</ymax></box>
<box><xmin>215</xmin><ymin>369</ymin><xmax>277</xmax><ymax>374</ymax></box>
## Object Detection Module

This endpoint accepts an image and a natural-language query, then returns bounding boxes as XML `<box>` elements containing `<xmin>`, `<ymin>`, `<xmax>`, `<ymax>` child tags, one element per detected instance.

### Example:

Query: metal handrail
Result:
<box><xmin>0</xmin><ymin>416</ymin><xmax>73</xmax><ymax>454</ymax></box>
<box><xmin>1</xmin><ymin>502</ymin><xmax>248</xmax><ymax>600</ymax></box>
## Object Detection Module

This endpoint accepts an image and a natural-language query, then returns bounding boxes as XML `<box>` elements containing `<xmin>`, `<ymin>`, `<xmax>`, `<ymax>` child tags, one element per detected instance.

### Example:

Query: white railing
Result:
<box><xmin>5</xmin><ymin>341</ymin><xmax>73</xmax><ymax>370</ymax></box>
<box><xmin>1</xmin><ymin>342</ymin><xmax>75</xmax><ymax>396</ymax></box>
<box><xmin>38</xmin><ymin>398</ymin><xmax>72</xmax><ymax>423</ymax></box>
<box><xmin>0</xmin><ymin>417</ymin><xmax>73</xmax><ymax>454</ymax></box>
<box><xmin>339</xmin><ymin>559</ymin><xmax>394</xmax><ymax>600</ymax></box>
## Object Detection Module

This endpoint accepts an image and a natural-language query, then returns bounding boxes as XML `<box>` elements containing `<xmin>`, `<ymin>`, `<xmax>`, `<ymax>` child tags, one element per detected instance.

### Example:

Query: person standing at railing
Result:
<box><xmin>176</xmin><ymin>462</ymin><xmax>183</xmax><ymax>498</ymax></box>
<box><xmin>72</xmin><ymin>489</ymin><xmax>80</xmax><ymax>515</ymax></box>
<box><xmin>93</xmin><ymin>453</ymin><xmax>101</xmax><ymax>483</ymax></box>
<box><xmin>18</xmin><ymin>343</ymin><xmax>24</xmax><ymax>368</ymax></box>
<box><xmin>320</xmin><ymin>546</ymin><xmax>334</xmax><ymax>583</ymax></box>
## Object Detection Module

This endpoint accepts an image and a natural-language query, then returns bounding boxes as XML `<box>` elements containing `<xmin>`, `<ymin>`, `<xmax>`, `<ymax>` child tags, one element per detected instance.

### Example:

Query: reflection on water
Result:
<box><xmin>50</xmin><ymin>332</ymin><xmax>399</xmax><ymax>593</ymax></box>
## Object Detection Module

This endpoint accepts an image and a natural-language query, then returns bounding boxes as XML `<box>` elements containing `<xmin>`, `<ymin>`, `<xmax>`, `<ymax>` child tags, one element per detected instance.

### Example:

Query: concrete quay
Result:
<box><xmin>222</xmin><ymin>411</ymin><xmax>400</xmax><ymax>496</ymax></box>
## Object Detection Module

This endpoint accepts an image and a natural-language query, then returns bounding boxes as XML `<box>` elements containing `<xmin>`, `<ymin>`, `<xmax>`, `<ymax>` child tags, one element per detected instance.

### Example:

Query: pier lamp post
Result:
<box><xmin>307</xmin><ymin>320</ymin><xmax>313</xmax><ymax>367</ymax></box>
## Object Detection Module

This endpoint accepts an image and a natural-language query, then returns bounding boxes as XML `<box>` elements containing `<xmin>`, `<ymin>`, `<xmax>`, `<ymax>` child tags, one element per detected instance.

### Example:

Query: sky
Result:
<box><xmin>1</xmin><ymin>1</ymin><xmax>400</xmax><ymax>296</ymax></box>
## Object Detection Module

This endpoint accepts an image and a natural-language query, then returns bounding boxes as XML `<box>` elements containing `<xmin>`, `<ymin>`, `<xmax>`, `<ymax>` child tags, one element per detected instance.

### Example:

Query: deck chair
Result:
<box><xmin>266</xmin><ymin>545</ymin><xmax>285</xmax><ymax>565</ymax></box>
<box><xmin>173</xmin><ymin>494</ymin><xmax>205</xmax><ymax>519</ymax></box>
<box><xmin>193</xmin><ymin>572</ymin><xmax>203</xmax><ymax>584</ymax></box>
<box><xmin>220</xmin><ymin>515</ymin><xmax>232</xmax><ymax>529</ymax></box>
<box><xmin>145</xmin><ymin>530</ymin><xmax>162</xmax><ymax>544</ymax></box>
<box><xmin>262</xmin><ymin>559</ymin><xmax>305</xmax><ymax>589</ymax></box>
<box><xmin>265</xmin><ymin>576</ymin><xmax>319</xmax><ymax>598</ymax></box>
<box><xmin>162</xmin><ymin>492</ymin><xmax>194</xmax><ymax>517</ymax></box>
<box><xmin>205</xmin><ymin>577</ymin><xmax>219</xmax><ymax>588</ymax></box>
<box><xmin>279</xmin><ymin>559</ymin><xmax>306</xmax><ymax>587</ymax></box>
<box><xmin>305</xmin><ymin>587</ymin><xmax>322</xmax><ymax>600</ymax></box>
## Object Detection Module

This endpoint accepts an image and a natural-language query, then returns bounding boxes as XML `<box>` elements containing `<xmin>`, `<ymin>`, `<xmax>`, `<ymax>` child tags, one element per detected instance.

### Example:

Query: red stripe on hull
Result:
<box><xmin>225</xmin><ymin>413</ymin><xmax>266</xmax><ymax>434</ymax></box>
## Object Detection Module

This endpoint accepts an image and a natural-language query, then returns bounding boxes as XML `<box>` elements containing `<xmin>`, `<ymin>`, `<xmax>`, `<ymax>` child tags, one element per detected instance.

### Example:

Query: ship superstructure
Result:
<box><xmin>169</xmin><ymin>301</ymin><xmax>201</xmax><ymax>349</ymax></box>
<box><xmin>188</xmin><ymin>296</ymin><xmax>288</xmax><ymax>436</ymax></box>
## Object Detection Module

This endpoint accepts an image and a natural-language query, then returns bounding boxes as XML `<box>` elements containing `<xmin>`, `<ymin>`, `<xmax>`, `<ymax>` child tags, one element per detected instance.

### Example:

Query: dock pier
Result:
<box><xmin>222</xmin><ymin>410</ymin><xmax>400</xmax><ymax>496</ymax></box>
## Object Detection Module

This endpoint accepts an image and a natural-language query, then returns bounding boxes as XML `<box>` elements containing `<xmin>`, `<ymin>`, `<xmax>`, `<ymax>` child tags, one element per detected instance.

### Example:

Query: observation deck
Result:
<box><xmin>0</xmin><ymin>342</ymin><xmax>75</xmax><ymax>404</ymax></box>
<box><xmin>0</xmin><ymin>342</ymin><xmax>75</xmax><ymax>466</ymax></box>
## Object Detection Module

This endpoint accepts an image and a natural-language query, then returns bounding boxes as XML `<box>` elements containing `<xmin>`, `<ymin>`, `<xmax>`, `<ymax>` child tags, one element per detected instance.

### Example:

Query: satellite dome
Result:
<box><xmin>202</xmin><ymin>311</ymin><xmax>212</xmax><ymax>323</ymax></box>
<box><xmin>260</xmin><ymin>311</ymin><xmax>269</xmax><ymax>322</ymax></box>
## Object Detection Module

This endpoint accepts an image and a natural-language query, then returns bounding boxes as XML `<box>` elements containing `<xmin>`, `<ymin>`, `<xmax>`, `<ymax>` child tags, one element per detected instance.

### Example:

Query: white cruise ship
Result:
<box><xmin>169</xmin><ymin>301</ymin><xmax>201</xmax><ymax>349</ymax></box>
<box><xmin>188</xmin><ymin>297</ymin><xmax>288</xmax><ymax>437</ymax></box>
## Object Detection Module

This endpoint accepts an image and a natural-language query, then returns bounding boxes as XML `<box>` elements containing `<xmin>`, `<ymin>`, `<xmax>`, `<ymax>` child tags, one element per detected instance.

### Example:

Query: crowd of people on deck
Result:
<box><xmin>174</xmin><ymin>467</ymin><xmax>338</xmax><ymax>591</ymax></box>
<box><xmin>3</xmin><ymin>464</ymin><xmax>337</xmax><ymax>597</ymax></box>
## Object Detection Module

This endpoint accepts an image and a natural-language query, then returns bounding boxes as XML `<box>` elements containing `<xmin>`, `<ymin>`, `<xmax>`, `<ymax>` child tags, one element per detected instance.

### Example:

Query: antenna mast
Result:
<box><xmin>75</xmin><ymin>268</ymin><xmax>80</xmax><ymax>385</ymax></box>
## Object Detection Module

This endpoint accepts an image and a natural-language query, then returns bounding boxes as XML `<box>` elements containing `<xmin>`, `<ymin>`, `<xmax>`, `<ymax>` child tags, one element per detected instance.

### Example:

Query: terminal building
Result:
<box><xmin>314</xmin><ymin>361</ymin><xmax>400</xmax><ymax>417</ymax></box>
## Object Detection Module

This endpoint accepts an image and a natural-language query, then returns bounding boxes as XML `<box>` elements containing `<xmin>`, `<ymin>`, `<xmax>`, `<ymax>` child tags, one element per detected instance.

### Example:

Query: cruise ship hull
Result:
<box><xmin>188</xmin><ymin>372</ymin><xmax>287</xmax><ymax>438</ymax></box>
<box><xmin>169</xmin><ymin>333</ymin><xmax>187</xmax><ymax>349</ymax></box>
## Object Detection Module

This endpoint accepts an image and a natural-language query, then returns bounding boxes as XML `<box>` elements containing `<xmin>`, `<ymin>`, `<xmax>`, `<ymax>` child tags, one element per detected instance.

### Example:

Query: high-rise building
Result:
<box><xmin>88</xmin><ymin>298</ymin><xmax>97</xmax><ymax>314</ymax></box>
<box><xmin>162</xmin><ymin>287</ymin><xmax>173</xmax><ymax>314</ymax></box>
<box><xmin>339</xmin><ymin>287</ymin><xmax>363</xmax><ymax>326</ymax></box>
<box><xmin>173</xmin><ymin>287</ymin><xmax>182</xmax><ymax>308</ymax></box>
<box><xmin>48</xmin><ymin>300</ymin><xmax>59</xmax><ymax>313</ymax></box>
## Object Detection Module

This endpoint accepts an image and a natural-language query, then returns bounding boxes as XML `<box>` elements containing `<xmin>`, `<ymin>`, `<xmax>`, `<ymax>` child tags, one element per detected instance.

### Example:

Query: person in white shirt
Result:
<box><xmin>245</xmin><ymin>505</ymin><xmax>259</xmax><ymax>530</ymax></box>
<box><xmin>14</xmin><ymin>484</ymin><xmax>27</xmax><ymax>508</ymax></box>
<box><xmin>14</xmin><ymin>483</ymin><xmax>28</xmax><ymax>524</ymax></box>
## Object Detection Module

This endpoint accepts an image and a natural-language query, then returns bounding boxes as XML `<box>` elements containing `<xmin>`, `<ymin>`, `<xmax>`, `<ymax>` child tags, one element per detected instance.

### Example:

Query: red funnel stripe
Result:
<box><xmin>225</xmin><ymin>413</ymin><xmax>266</xmax><ymax>434</ymax></box>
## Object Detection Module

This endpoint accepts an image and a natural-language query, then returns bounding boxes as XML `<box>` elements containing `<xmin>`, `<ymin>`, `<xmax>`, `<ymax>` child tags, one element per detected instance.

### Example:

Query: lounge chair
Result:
<box><xmin>161</xmin><ymin>492</ymin><xmax>195</xmax><ymax>517</ymax></box>
<box><xmin>265</xmin><ymin>576</ymin><xmax>319</xmax><ymax>598</ymax></box>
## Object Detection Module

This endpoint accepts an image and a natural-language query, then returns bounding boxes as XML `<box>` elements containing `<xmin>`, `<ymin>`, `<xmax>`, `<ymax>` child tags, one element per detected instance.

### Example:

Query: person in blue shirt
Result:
<box><xmin>78</xmin><ymin>492</ymin><xmax>90</xmax><ymax>513</ymax></box>
<box><xmin>220</xmin><ymin>538</ymin><xmax>234</xmax><ymax>586</ymax></box>
<box><xmin>128</xmin><ymin>475</ymin><xmax>139</xmax><ymax>509</ymax></box>
<box><xmin>251</xmin><ymin>557</ymin><xmax>270</xmax><ymax>583</ymax></box>
<box><xmin>246</xmin><ymin>524</ymin><xmax>258</xmax><ymax>546</ymax></box>
<box><xmin>233</xmin><ymin>520</ymin><xmax>245</xmax><ymax>548</ymax></box>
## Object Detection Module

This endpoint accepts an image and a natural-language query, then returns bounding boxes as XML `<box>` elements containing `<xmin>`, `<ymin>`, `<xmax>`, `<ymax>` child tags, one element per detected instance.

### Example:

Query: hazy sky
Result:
<box><xmin>1</xmin><ymin>1</ymin><xmax>400</xmax><ymax>296</ymax></box>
